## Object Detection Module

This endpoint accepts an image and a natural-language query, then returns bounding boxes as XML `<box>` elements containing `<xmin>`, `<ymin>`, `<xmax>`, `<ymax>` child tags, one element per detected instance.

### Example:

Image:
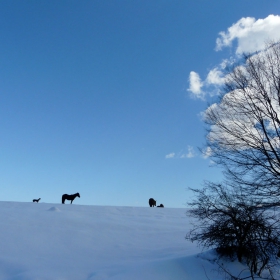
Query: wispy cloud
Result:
<box><xmin>165</xmin><ymin>146</ymin><xmax>196</xmax><ymax>159</ymax></box>
<box><xmin>202</xmin><ymin>146</ymin><xmax>212</xmax><ymax>159</ymax></box>
<box><xmin>187</xmin><ymin>15</ymin><xmax>280</xmax><ymax>99</ymax></box>
<box><xmin>165</xmin><ymin>153</ymin><xmax>175</xmax><ymax>159</ymax></box>
<box><xmin>180</xmin><ymin>146</ymin><xmax>195</xmax><ymax>158</ymax></box>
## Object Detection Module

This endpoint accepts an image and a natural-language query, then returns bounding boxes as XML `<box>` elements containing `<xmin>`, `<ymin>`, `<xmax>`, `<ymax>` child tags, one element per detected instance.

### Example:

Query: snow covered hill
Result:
<box><xmin>0</xmin><ymin>201</ymin><xmax>253</xmax><ymax>279</ymax></box>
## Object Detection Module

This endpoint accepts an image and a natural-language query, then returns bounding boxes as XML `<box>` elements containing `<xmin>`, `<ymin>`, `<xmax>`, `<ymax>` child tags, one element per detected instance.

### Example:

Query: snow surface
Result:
<box><xmin>0</xmin><ymin>201</ymin><xmax>261</xmax><ymax>279</ymax></box>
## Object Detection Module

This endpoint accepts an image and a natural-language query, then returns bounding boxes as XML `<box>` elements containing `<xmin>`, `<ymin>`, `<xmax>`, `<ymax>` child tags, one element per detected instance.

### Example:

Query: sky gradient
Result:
<box><xmin>0</xmin><ymin>1</ymin><xmax>279</xmax><ymax>207</ymax></box>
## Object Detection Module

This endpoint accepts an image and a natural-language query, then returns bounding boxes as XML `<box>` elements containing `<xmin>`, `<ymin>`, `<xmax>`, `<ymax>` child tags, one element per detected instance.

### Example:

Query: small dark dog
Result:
<box><xmin>33</xmin><ymin>198</ymin><xmax>41</xmax><ymax>203</ymax></box>
<box><xmin>157</xmin><ymin>204</ymin><xmax>164</xmax><ymax>208</ymax></box>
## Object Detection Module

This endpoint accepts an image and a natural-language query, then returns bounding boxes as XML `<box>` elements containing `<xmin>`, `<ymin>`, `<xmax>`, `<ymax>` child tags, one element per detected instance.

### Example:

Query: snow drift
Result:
<box><xmin>0</xmin><ymin>201</ymin><xmax>258</xmax><ymax>279</ymax></box>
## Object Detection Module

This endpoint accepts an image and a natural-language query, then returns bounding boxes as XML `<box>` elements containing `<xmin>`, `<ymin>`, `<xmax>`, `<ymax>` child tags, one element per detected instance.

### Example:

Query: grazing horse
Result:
<box><xmin>33</xmin><ymin>198</ymin><xmax>41</xmax><ymax>203</ymax></box>
<box><xmin>62</xmin><ymin>193</ymin><xmax>80</xmax><ymax>204</ymax></box>
<box><xmin>149</xmin><ymin>198</ymin><xmax>156</xmax><ymax>207</ymax></box>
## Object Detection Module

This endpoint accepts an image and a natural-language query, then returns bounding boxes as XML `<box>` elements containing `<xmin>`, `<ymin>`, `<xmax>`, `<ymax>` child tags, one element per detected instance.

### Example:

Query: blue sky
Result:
<box><xmin>0</xmin><ymin>1</ymin><xmax>279</xmax><ymax>207</ymax></box>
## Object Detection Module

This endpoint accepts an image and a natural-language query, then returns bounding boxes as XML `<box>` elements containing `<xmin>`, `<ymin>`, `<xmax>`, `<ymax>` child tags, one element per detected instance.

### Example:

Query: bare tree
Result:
<box><xmin>186</xmin><ymin>182</ymin><xmax>280</xmax><ymax>279</ymax></box>
<box><xmin>204</xmin><ymin>41</ymin><xmax>280</xmax><ymax>201</ymax></box>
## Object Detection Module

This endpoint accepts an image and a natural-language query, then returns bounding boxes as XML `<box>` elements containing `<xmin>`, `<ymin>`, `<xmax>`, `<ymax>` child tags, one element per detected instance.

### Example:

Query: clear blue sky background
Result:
<box><xmin>0</xmin><ymin>1</ymin><xmax>279</xmax><ymax>207</ymax></box>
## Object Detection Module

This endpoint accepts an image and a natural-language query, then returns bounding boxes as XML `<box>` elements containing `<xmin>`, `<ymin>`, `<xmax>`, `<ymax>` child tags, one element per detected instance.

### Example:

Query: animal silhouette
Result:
<box><xmin>62</xmin><ymin>193</ymin><xmax>80</xmax><ymax>204</ymax></box>
<box><xmin>149</xmin><ymin>198</ymin><xmax>156</xmax><ymax>207</ymax></box>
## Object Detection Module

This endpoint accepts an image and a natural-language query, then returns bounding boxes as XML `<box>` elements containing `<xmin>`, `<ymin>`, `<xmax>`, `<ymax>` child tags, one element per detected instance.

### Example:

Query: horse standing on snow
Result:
<box><xmin>62</xmin><ymin>193</ymin><xmax>80</xmax><ymax>204</ymax></box>
<box><xmin>149</xmin><ymin>198</ymin><xmax>156</xmax><ymax>207</ymax></box>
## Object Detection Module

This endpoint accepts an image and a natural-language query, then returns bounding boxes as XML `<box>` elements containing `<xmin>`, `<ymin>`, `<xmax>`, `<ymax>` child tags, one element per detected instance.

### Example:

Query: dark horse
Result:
<box><xmin>62</xmin><ymin>193</ymin><xmax>80</xmax><ymax>204</ymax></box>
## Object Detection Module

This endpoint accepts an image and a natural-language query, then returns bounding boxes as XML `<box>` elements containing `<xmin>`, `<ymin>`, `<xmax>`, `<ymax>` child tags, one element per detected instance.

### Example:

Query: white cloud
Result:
<box><xmin>206</xmin><ymin>68</ymin><xmax>224</xmax><ymax>85</ymax></box>
<box><xmin>180</xmin><ymin>146</ymin><xmax>195</xmax><ymax>158</ymax></box>
<box><xmin>215</xmin><ymin>15</ymin><xmax>280</xmax><ymax>54</ymax></box>
<box><xmin>188</xmin><ymin>67</ymin><xmax>225</xmax><ymax>99</ymax></box>
<box><xmin>188</xmin><ymin>71</ymin><xmax>204</xmax><ymax>99</ymax></box>
<box><xmin>166</xmin><ymin>146</ymin><xmax>196</xmax><ymax>159</ymax></box>
<box><xmin>202</xmin><ymin>146</ymin><xmax>212</xmax><ymax>159</ymax></box>
<box><xmin>188</xmin><ymin>15</ymin><xmax>280</xmax><ymax>100</ymax></box>
<box><xmin>165</xmin><ymin>153</ymin><xmax>175</xmax><ymax>159</ymax></box>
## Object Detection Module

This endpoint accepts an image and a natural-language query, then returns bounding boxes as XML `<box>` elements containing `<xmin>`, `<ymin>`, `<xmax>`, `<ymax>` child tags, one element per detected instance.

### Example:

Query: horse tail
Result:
<box><xmin>62</xmin><ymin>194</ymin><xmax>65</xmax><ymax>204</ymax></box>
